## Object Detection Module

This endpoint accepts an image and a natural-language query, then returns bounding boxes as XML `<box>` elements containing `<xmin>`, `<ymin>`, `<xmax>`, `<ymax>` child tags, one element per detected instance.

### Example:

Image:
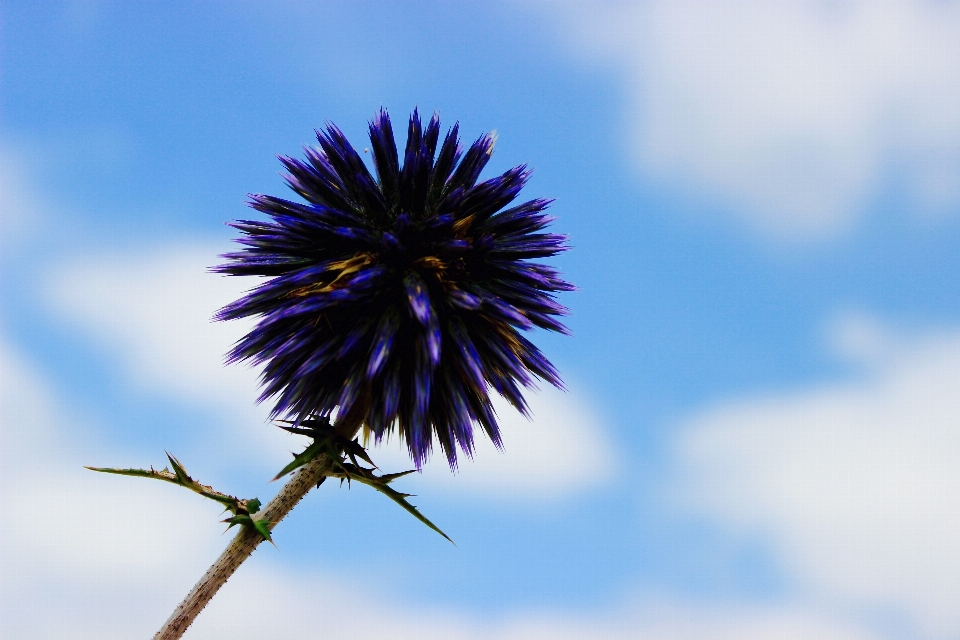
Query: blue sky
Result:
<box><xmin>4</xmin><ymin>2</ymin><xmax>960</xmax><ymax>639</ymax></box>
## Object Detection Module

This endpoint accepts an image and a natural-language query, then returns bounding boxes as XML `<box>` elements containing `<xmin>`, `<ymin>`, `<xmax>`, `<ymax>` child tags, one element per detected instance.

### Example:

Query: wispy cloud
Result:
<box><xmin>541</xmin><ymin>1</ymin><xmax>960</xmax><ymax>240</ymax></box>
<box><xmin>47</xmin><ymin>246</ymin><xmax>255</xmax><ymax>407</ymax></box>
<box><xmin>374</xmin><ymin>382</ymin><xmax>616</xmax><ymax>499</ymax></box>
<box><xmin>673</xmin><ymin>318</ymin><xmax>960</xmax><ymax>637</ymax></box>
<box><xmin>45</xmin><ymin>245</ymin><xmax>291</xmax><ymax>467</ymax></box>
<box><xmin>0</xmin><ymin>146</ymin><xmax>43</xmax><ymax>250</ymax></box>
<box><xmin>47</xmin><ymin>247</ymin><xmax>615</xmax><ymax>498</ymax></box>
<box><xmin>1</xmin><ymin>332</ymin><xmax>875</xmax><ymax>639</ymax></box>
<box><xmin>191</xmin><ymin>572</ymin><xmax>878</xmax><ymax>640</ymax></box>
<box><xmin>0</xmin><ymin>337</ymin><xmax>222</xmax><ymax>639</ymax></box>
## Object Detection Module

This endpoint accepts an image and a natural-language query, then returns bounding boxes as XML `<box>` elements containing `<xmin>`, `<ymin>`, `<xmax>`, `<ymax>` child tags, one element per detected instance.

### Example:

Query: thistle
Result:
<box><xmin>215</xmin><ymin>107</ymin><xmax>572</xmax><ymax>468</ymax></box>
<box><xmin>89</xmin><ymin>109</ymin><xmax>572</xmax><ymax>640</ymax></box>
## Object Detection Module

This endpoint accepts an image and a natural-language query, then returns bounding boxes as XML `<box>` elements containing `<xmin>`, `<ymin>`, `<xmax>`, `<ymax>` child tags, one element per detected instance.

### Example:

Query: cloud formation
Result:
<box><xmin>45</xmin><ymin>245</ymin><xmax>293</xmax><ymax>467</ymax></box>
<box><xmin>0</xmin><ymin>146</ymin><xmax>42</xmax><ymax>249</ymax></box>
<box><xmin>0</xmin><ymin>332</ymin><xmax>874</xmax><ymax>639</ymax></box>
<box><xmin>0</xmin><ymin>337</ymin><xmax>223</xmax><ymax>639</ymax></box>
<box><xmin>48</xmin><ymin>246</ymin><xmax>257</xmax><ymax>407</ymax></box>
<box><xmin>191</xmin><ymin>572</ymin><xmax>879</xmax><ymax>640</ymax></box>
<box><xmin>674</xmin><ymin>321</ymin><xmax>960</xmax><ymax>637</ymax></box>
<box><xmin>374</xmin><ymin>382</ymin><xmax>615</xmax><ymax>499</ymax></box>
<box><xmin>545</xmin><ymin>1</ymin><xmax>960</xmax><ymax>240</ymax></box>
<box><xmin>48</xmin><ymin>247</ymin><xmax>613</xmax><ymax>498</ymax></box>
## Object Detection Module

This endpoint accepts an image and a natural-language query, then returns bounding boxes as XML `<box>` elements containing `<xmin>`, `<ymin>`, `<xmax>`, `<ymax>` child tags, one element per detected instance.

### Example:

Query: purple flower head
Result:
<box><xmin>215</xmin><ymin>109</ymin><xmax>573</xmax><ymax>469</ymax></box>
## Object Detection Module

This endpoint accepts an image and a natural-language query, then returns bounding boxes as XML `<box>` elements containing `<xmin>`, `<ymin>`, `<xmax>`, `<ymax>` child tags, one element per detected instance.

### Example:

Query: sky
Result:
<box><xmin>3</xmin><ymin>1</ymin><xmax>960</xmax><ymax>638</ymax></box>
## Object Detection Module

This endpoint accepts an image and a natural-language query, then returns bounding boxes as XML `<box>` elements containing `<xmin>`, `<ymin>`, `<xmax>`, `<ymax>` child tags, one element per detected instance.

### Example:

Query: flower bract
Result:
<box><xmin>215</xmin><ymin>108</ymin><xmax>573</xmax><ymax>468</ymax></box>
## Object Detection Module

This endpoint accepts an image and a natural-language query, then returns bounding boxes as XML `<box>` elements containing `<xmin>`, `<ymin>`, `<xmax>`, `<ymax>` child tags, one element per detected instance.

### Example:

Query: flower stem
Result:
<box><xmin>152</xmin><ymin>398</ymin><xmax>369</xmax><ymax>640</ymax></box>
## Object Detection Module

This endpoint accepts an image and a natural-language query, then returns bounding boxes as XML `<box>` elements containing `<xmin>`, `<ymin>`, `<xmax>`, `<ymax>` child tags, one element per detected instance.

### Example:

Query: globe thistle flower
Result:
<box><xmin>215</xmin><ymin>108</ymin><xmax>573</xmax><ymax>468</ymax></box>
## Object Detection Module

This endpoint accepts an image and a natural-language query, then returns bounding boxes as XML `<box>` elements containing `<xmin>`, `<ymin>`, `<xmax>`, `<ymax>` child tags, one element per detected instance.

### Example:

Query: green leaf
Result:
<box><xmin>86</xmin><ymin>454</ymin><xmax>260</xmax><ymax>518</ymax></box>
<box><xmin>342</xmin><ymin>438</ymin><xmax>376</xmax><ymax>469</ymax></box>
<box><xmin>273</xmin><ymin>420</ymin><xmax>373</xmax><ymax>481</ymax></box>
<box><xmin>252</xmin><ymin>519</ymin><xmax>274</xmax><ymax>544</ymax></box>
<box><xmin>222</xmin><ymin>514</ymin><xmax>250</xmax><ymax>529</ymax></box>
<box><xmin>272</xmin><ymin>417</ymin><xmax>453</xmax><ymax>544</ymax></box>
<box><xmin>166</xmin><ymin>451</ymin><xmax>192</xmax><ymax>484</ymax></box>
<box><xmin>272</xmin><ymin>440</ymin><xmax>326</xmax><ymax>481</ymax></box>
<box><xmin>376</xmin><ymin>469</ymin><xmax>417</xmax><ymax>483</ymax></box>
<box><xmin>332</xmin><ymin>463</ymin><xmax>454</xmax><ymax>545</ymax></box>
<box><xmin>222</xmin><ymin>514</ymin><xmax>275</xmax><ymax>546</ymax></box>
<box><xmin>85</xmin><ymin>464</ymin><xmax>181</xmax><ymax>484</ymax></box>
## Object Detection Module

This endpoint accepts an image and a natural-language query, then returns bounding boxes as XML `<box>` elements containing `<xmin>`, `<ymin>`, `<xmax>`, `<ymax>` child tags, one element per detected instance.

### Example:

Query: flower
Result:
<box><xmin>215</xmin><ymin>108</ymin><xmax>573</xmax><ymax>468</ymax></box>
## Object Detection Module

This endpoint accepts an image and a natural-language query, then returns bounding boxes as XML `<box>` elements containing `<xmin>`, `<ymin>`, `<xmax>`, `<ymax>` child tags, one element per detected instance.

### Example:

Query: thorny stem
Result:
<box><xmin>153</xmin><ymin>396</ymin><xmax>370</xmax><ymax>640</ymax></box>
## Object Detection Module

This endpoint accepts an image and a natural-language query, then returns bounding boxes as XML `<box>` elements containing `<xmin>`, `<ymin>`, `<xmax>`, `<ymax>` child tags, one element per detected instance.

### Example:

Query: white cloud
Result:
<box><xmin>0</xmin><ymin>337</ymin><xmax>225</xmax><ymax>639</ymax></box>
<box><xmin>824</xmin><ymin>310</ymin><xmax>895</xmax><ymax>367</ymax></box>
<box><xmin>46</xmin><ymin>246</ymin><xmax>301</xmax><ymax>468</ymax></box>
<box><xmin>48</xmin><ymin>247</ymin><xmax>613</xmax><ymax>498</ymax></box>
<box><xmin>673</xmin><ymin>322</ymin><xmax>960</xmax><ymax>637</ymax></box>
<box><xmin>542</xmin><ymin>1</ymin><xmax>960</xmax><ymax>240</ymax></box>
<box><xmin>0</xmin><ymin>147</ymin><xmax>42</xmax><ymax>248</ymax></box>
<box><xmin>191</xmin><ymin>573</ymin><xmax>878</xmax><ymax>640</ymax></box>
<box><xmin>0</xmin><ymin>332</ymin><xmax>875</xmax><ymax>640</ymax></box>
<box><xmin>373</xmin><ymin>382</ymin><xmax>615</xmax><ymax>499</ymax></box>
<box><xmin>48</xmin><ymin>245</ymin><xmax>258</xmax><ymax>407</ymax></box>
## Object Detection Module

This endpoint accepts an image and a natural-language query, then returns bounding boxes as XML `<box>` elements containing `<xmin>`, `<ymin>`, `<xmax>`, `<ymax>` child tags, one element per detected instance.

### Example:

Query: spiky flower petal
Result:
<box><xmin>215</xmin><ymin>109</ymin><xmax>573</xmax><ymax>468</ymax></box>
